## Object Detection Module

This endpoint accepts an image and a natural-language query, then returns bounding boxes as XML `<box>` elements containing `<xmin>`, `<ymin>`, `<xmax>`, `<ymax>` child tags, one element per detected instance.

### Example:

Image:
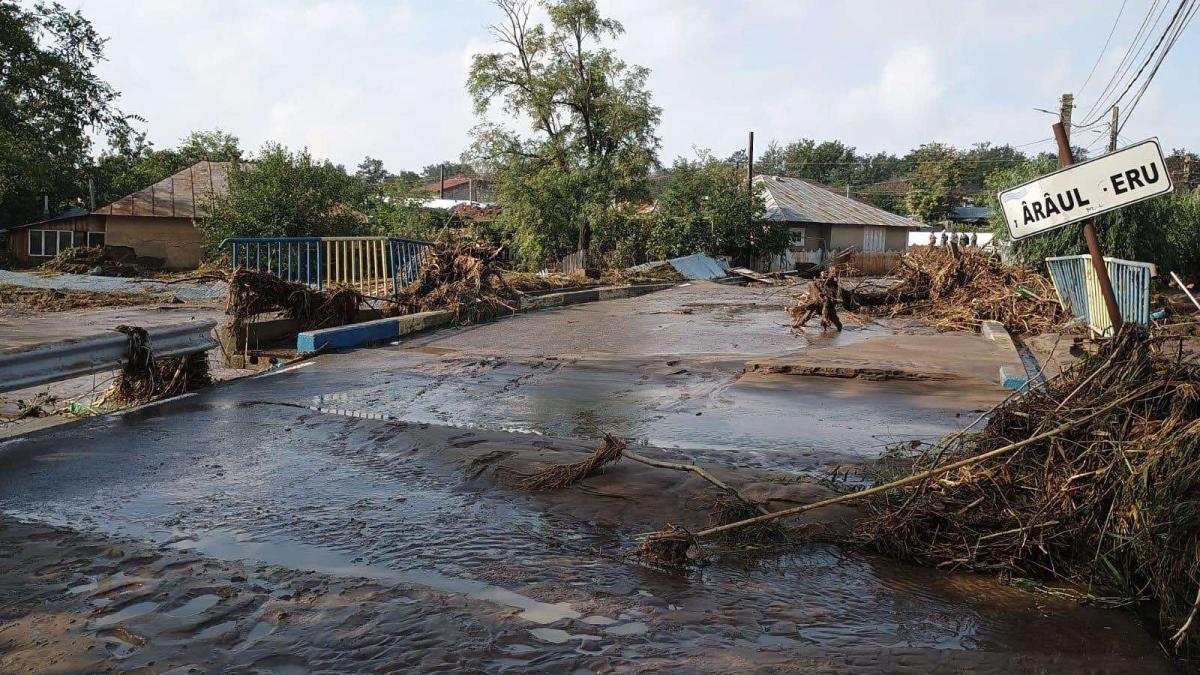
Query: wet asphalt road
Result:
<box><xmin>0</xmin><ymin>283</ymin><xmax>1173</xmax><ymax>672</ymax></box>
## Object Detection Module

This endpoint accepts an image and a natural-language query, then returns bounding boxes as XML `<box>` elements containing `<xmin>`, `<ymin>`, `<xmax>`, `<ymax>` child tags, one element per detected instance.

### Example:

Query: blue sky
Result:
<box><xmin>70</xmin><ymin>0</ymin><xmax>1200</xmax><ymax>171</ymax></box>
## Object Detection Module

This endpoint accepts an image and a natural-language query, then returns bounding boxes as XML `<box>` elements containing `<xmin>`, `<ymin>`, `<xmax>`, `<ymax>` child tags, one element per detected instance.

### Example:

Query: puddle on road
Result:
<box><xmin>309</xmin><ymin>362</ymin><xmax>978</xmax><ymax>473</ymax></box>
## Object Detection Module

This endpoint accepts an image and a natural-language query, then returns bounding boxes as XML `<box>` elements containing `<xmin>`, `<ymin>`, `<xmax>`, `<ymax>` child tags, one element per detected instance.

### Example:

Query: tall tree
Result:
<box><xmin>198</xmin><ymin>143</ymin><xmax>367</xmax><ymax>251</ymax></box>
<box><xmin>355</xmin><ymin>156</ymin><xmax>392</xmax><ymax>186</ymax></box>
<box><xmin>0</xmin><ymin>1</ymin><xmax>131</xmax><ymax>225</ymax></box>
<box><xmin>468</xmin><ymin>0</ymin><xmax>660</xmax><ymax>266</ymax></box>
<box><xmin>91</xmin><ymin>128</ymin><xmax>244</xmax><ymax>206</ymax></box>
<box><xmin>904</xmin><ymin>143</ymin><xmax>962</xmax><ymax>225</ymax></box>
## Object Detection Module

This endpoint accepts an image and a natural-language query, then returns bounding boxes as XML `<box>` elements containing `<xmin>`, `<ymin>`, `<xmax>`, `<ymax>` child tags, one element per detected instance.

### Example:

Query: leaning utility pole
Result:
<box><xmin>1053</xmin><ymin>118</ymin><xmax>1123</xmax><ymax>333</ymax></box>
<box><xmin>1109</xmin><ymin>105</ymin><xmax>1120</xmax><ymax>153</ymax></box>
<box><xmin>1059</xmin><ymin>93</ymin><xmax>1074</xmax><ymax>146</ymax></box>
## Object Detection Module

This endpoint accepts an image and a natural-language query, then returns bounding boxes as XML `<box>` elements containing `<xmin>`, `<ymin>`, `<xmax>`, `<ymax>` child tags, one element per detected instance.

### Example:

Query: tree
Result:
<box><xmin>640</xmin><ymin>155</ymin><xmax>779</xmax><ymax>263</ymax></box>
<box><xmin>90</xmin><ymin>128</ymin><xmax>244</xmax><ymax>207</ymax></box>
<box><xmin>355</xmin><ymin>156</ymin><xmax>392</xmax><ymax>186</ymax></box>
<box><xmin>1</xmin><ymin>1</ymin><xmax>131</xmax><ymax>225</ymax></box>
<box><xmin>904</xmin><ymin>143</ymin><xmax>962</xmax><ymax>224</ymax></box>
<box><xmin>421</xmin><ymin>161</ymin><xmax>471</xmax><ymax>182</ymax></box>
<box><xmin>198</xmin><ymin>143</ymin><xmax>367</xmax><ymax>251</ymax></box>
<box><xmin>177</xmin><ymin>129</ymin><xmax>242</xmax><ymax>163</ymax></box>
<box><xmin>468</xmin><ymin>0</ymin><xmax>660</xmax><ymax>267</ymax></box>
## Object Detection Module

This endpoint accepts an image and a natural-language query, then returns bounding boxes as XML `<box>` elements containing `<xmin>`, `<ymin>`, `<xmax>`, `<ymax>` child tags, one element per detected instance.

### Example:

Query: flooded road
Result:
<box><xmin>0</xmin><ymin>283</ymin><xmax>1173</xmax><ymax>672</ymax></box>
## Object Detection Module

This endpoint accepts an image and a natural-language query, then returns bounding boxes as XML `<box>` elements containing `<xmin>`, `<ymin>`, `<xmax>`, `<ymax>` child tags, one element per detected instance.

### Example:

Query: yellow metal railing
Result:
<box><xmin>323</xmin><ymin>237</ymin><xmax>396</xmax><ymax>297</ymax></box>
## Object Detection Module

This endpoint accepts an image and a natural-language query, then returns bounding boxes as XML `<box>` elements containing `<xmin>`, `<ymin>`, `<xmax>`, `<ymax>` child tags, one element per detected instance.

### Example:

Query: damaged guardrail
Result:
<box><xmin>0</xmin><ymin>321</ymin><xmax>217</xmax><ymax>393</ymax></box>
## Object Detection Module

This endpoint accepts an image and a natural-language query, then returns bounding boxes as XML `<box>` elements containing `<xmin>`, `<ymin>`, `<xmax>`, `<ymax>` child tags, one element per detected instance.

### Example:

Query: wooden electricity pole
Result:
<box><xmin>1053</xmin><ymin>117</ymin><xmax>1124</xmax><ymax>333</ymax></box>
<box><xmin>1109</xmin><ymin>105</ymin><xmax>1120</xmax><ymax>153</ymax></box>
<box><xmin>746</xmin><ymin>131</ymin><xmax>754</xmax><ymax>191</ymax></box>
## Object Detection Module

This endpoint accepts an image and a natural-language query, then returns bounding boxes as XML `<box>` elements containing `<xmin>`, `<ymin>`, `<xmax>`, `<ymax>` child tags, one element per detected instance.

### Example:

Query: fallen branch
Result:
<box><xmin>635</xmin><ymin>384</ymin><xmax>1156</xmax><ymax>561</ymax></box>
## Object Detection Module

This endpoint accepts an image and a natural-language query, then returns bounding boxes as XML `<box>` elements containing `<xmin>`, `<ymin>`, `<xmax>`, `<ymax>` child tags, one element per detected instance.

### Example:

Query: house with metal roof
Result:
<box><xmin>6</xmin><ymin>161</ymin><xmax>229</xmax><ymax>270</ymax></box>
<box><xmin>756</xmin><ymin>174</ymin><xmax>925</xmax><ymax>263</ymax></box>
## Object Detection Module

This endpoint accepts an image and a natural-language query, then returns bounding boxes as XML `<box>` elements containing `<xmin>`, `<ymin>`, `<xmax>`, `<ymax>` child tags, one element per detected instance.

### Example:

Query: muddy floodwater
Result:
<box><xmin>0</xmin><ymin>283</ymin><xmax>1173</xmax><ymax>672</ymax></box>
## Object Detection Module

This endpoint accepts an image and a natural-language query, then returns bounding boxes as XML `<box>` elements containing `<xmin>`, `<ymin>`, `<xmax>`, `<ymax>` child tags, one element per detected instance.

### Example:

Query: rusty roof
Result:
<box><xmin>756</xmin><ymin>175</ymin><xmax>921</xmax><ymax>229</ymax></box>
<box><xmin>93</xmin><ymin>160</ymin><xmax>230</xmax><ymax>219</ymax></box>
<box><xmin>419</xmin><ymin>175</ymin><xmax>473</xmax><ymax>192</ymax></box>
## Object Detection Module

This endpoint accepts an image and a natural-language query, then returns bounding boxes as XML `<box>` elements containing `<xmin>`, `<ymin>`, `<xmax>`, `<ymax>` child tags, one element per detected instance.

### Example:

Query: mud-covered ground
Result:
<box><xmin>0</xmin><ymin>282</ymin><xmax>1175</xmax><ymax>673</ymax></box>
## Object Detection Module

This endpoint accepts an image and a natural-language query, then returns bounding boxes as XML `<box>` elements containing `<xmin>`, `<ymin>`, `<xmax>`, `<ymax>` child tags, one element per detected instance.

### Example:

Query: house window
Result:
<box><xmin>87</xmin><ymin>231</ymin><xmax>105</xmax><ymax>248</ymax></box>
<box><xmin>789</xmin><ymin>228</ymin><xmax>806</xmax><ymax>251</ymax></box>
<box><xmin>26</xmin><ymin>229</ymin><xmax>84</xmax><ymax>257</ymax></box>
<box><xmin>28</xmin><ymin>230</ymin><xmax>44</xmax><ymax>256</ymax></box>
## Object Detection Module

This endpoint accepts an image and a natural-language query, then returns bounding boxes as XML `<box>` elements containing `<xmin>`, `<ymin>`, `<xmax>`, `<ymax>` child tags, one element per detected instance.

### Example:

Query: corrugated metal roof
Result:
<box><xmin>92</xmin><ymin>160</ymin><xmax>230</xmax><ymax>219</ymax></box>
<box><xmin>667</xmin><ymin>253</ymin><xmax>729</xmax><ymax>280</ymax></box>
<box><xmin>756</xmin><ymin>175</ymin><xmax>921</xmax><ymax>229</ymax></box>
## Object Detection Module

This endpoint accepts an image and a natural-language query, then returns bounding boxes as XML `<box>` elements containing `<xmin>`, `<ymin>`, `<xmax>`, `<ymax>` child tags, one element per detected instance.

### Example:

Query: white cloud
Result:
<box><xmin>68</xmin><ymin>0</ymin><xmax>1199</xmax><ymax>171</ymax></box>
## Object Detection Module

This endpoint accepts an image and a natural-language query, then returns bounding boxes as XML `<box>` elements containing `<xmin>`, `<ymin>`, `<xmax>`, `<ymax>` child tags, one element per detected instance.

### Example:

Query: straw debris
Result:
<box><xmin>862</xmin><ymin>329</ymin><xmax>1200</xmax><ymax>654</ymax></box>
<box><xmin>791</xmin><ymin>245</ymin><xmax>1069</xmax><ymax>335</ymax></box>
<box><xmin>516</xmin><ymin>434</ymin><xmax>626</xmax><ymax>491</ymax></box>
<box><xmin>98</xmin><ymin>325</ymin><xmax>212</xmax><ymax>406</ymax></box>
<box><xmin>395</xmin><ymin>238</ymin><xmax>515</xmax><ymax>325</ymax></box>
<box><xmin>225</xmin><ymin>268</ymin><xmax>363</xmax><ymax>331</ymax></box>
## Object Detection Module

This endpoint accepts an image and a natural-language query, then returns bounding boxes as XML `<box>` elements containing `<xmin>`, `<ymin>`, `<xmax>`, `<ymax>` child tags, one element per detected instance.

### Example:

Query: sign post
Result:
<box><xmin>997</xmin><ymin>128</ymin><xmax>1173</xmax><ymax>334</ymax></box>
<box><xmin>1054</xmin><ymin>122</ymin><xmax>1123</xmax><ymax>333</ymax></box>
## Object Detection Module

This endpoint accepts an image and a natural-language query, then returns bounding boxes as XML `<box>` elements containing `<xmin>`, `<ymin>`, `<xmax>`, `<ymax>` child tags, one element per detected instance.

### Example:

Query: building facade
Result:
<box><xmin>6</xmin><ymin>161</ymin><xmax>228</xmax><ymax>270</ymax></box>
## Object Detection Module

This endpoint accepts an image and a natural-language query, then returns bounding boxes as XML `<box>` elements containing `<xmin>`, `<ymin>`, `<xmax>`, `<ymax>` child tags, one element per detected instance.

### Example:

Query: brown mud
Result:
<box><xmin>0</xmin><ymin>282</ymin><xmax>1175</xmax><ymax>673</ymax></box>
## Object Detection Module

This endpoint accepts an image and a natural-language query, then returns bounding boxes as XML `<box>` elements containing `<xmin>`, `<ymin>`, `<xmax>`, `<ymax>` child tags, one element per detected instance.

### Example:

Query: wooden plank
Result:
<box><xmin>728</xmin><ymin>267</ymin><xmax>776</xmax><ymax>284</ymax></box>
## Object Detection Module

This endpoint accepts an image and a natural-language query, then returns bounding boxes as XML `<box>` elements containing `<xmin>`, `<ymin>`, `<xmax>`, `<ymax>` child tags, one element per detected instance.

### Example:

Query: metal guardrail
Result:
<box><xmin>1045</xmin><ymin>255</ymin><xmax>1155</xmax><ymax>336</ymax></box>
<box><xmin>0</xmin><ymin>321</ymin><xmax>218</xmax><ymax>393</ymax></box>
<box><xmin>218</xmin><ymin>236</ymin><xmax>432</xmax><ymax>299</ymax></box>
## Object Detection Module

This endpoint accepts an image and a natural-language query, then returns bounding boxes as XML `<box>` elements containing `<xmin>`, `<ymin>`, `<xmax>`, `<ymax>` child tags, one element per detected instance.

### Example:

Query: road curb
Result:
<box><xmin>297</xmin><ymin>282</ymin><xmax>675</xmax><ymax>352</ymax></box>
<box><xmin>981</xmin><ymin>320</ymin><xmax>1030</xmax><ymax>391</ymax></box>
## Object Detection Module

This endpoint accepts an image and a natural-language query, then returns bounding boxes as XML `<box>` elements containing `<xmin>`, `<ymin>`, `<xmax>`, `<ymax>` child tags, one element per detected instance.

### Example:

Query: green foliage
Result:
<box><xmin>91</xmin><ymin>128</ymin><xmax>243</xmax><ymax>207</ymax></box>
<box><xmin>904</xmin><ymin>143</ymin><xmax>962</xmax><ymax>224</ymax></box>
<box><xmin>468</xmin><ymin>0</ymin><xmax>660</xmax><ymax>268</ymax></box>
<box><xmin>641</xmin><ymin>156</ymin><xmax>778</xmax><ymax>262</ymax></box>
<box><xmin>363</xmin><ymin>180</ymin><xmax>448</xmax><ymax>240</ymax></box>
<box><xmin>0</xmin><ymin>1</ymin><xmax>130</xmax><ymax>225</ymax></box>
<box><xmin>198</xmin><ymin>143</ymin><xmax>368</xmax><ymax>251</ymax></box>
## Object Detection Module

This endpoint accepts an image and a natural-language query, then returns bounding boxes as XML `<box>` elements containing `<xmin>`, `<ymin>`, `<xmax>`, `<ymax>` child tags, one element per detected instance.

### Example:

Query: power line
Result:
<box><xmin>1078</xmin><ymin>0</ymin><xmax>1130</xmax><ymax>96</ymax></box>
<box><xmin>1078</xmin><ymin>0</ymin><xmax>1168</xmax><ymax>126</ymax></box>
<box><xmin>1118</xmin><ymin>0</ymin><xmax>1197</xmax><ymax>133</ymax></box>
<box><xmin>1077</xmin><ymin>0</ymin><xmax>1190</xmax><ymax>129</ymax></box>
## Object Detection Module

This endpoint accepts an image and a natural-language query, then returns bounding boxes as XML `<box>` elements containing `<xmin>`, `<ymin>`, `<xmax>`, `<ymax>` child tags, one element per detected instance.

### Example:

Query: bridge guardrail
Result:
<box><xmin>1045</xmin><ymin>254</ymin><xmax>1154</xmax><ymax>336</ymax></box>
<box><xmin>218</xmin><ymin>236</ymin><xmax>433</xmax><ymax>299</ymax></box>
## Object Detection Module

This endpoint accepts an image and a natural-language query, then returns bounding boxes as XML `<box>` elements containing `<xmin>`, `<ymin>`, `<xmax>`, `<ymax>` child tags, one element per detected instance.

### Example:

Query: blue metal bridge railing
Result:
<box><xmin>1045</xmin><ymin>254</ymin><xmax>1155</xmax><ymax>336</ymax></box>
<box><xmin>218</xmin><ymin>236</ymin><xmax>432</xmax><ymax>299</ymax></box>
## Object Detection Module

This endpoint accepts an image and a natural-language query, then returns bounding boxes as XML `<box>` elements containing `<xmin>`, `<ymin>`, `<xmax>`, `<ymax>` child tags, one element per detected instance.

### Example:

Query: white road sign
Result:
<box><xmin>998</xmin><ymin>139</ymin><xmax>1173</xmax><ymax>240</ymax></box>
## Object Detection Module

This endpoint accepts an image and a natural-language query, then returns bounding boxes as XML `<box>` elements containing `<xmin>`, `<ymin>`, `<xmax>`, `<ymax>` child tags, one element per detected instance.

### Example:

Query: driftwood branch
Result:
<box><xmin>674</xmin><ymin>384</ymin><xmax>1156</xmax><ymax>542</ymax></box>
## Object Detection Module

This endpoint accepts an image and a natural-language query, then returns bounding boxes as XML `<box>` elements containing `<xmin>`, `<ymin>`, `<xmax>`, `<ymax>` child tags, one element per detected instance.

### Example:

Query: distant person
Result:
<box><xmin>959</xmin><ymin>232</ymin><xmax>969</xmax><ymax>247</ymax></box>
<box><xmin>929</xmin><ymin>231</ymin><xmax>937</xmax><ymax>247</ymax></box>
<box><xmin>940</xmin><ymin>231</ymin><xmax>949</xmax><ymax>247</ymax></box>
<box><xmin>970</xmin><ymin>232</ymin><xmax>979</xmax><ymax>247</ymax></box>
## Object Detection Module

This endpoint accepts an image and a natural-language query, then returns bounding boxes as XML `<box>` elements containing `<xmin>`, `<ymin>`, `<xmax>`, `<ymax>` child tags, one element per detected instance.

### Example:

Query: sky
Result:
<box><xmin>65</xmin><ymin>0</ymin><xmax>1200</xmax><ymax>173</ymax></box>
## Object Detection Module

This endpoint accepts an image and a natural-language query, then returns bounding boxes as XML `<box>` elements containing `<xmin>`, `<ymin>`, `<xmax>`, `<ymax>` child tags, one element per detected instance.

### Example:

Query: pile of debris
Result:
<box><xmin>395</xmin><ymin>238</ymin><xmax>515</xmax><ymax>325</ymax></box>
<box><xmin>790</xmin><ymin>245</ymin><xmax>1068</xmax><ymax>335</ymax></box>
<box><xmin>225</xmin><ymin>268</ymin><xmax>364</xmax><ymax>331</ymax></box>
<box><xmin>98</xmin><ymin>325</ymin><xmax>212</xmax><ymax>406</ymax></box>
<box><xmin>40</xmin><ymin>246</ymin><xmax>162</xmax><ymax>277</ymax></box>
<box><xmin>0</xmin><ymin>284</ymin><xmax>166</xmax><ymax>314</ymax></box>
<box><xmin>863</xmin><ymin>329</ymin><xmax>1200</xmax><ymax>654</ymax></box>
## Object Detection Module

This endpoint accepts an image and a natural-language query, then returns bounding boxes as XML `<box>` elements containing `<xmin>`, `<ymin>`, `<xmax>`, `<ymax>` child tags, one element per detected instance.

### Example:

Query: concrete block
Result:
<box><xmin>598</xmin><ymin>287</ymin><xmax>632</xmax><ymax>300</ymax></box>
<box><xmin>298</xmin><ymin>317</ymin><xmax>400</xmax><ymax>352</ymax></box>
<box><xmin>519</xmin><ymin>294</ymin><xmax>564</xmax><ymax>311</ymax></box>
<box><xmin>558</xmin><ymin>289</ymin><xmax>600</xmax><ymax>306</ymax></box>
<box><xmin>396</xmin><ymin>310</ymin><xmax>453</xmax><ymax>336</ymax></box>
<box><xmin>980</xmin><ymin>320</ymin><xmax>1014</xmax><ymax>347</ymax></box>
<box><xmin>999</xmin><ymin>365</ymin><xmax>1031</xmax><ymax>391</ymax></box>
